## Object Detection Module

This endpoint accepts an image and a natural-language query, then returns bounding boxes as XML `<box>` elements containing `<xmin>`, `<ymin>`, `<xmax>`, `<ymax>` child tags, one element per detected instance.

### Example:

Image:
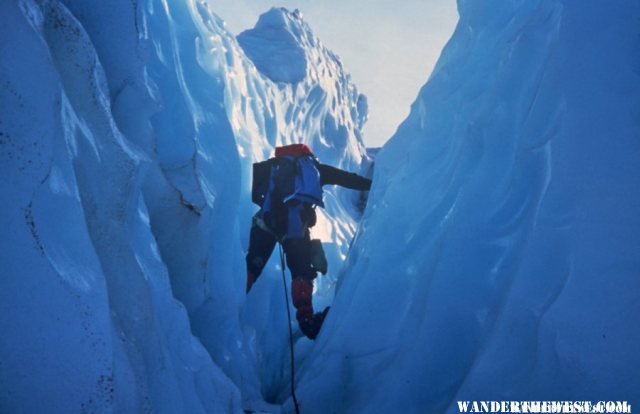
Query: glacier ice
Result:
<box><xmin>1</xmin><ymin>0</ymin><xmax>367</xmax><ymax>412</ymax></box>
<box><xmin>0</xmin><ymin>1</ymin><xmax>242</xmax><ymax>412</ymax></box>
<box><xmin>3</xmin><ymin>0</ymin><xmax>639</xmax><ymax>413</ymax></box>
<box><xmin>237</xmin><ymin>8</ymin><xmax>308</xmax><ymax>84</ymax></box>
<box><xmin>294</xmin><ymin>1</ymin><xmax>640</xmax><ymax>413</ymax></box>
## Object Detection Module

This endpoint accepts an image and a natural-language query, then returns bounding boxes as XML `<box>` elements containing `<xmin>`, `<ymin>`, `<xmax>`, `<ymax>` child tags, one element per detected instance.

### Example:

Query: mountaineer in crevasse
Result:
<box><xmin>246</xmin><ymin>144</ymin><xmax>372</xmax><ymax>339</ymax></box>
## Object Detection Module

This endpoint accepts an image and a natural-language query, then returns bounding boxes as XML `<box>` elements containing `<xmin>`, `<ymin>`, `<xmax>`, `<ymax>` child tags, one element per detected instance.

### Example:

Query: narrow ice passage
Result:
<box><xmin>2</xmin><ymin>1</ymin><xmax>639</xmax><ymax>413</ymax></box>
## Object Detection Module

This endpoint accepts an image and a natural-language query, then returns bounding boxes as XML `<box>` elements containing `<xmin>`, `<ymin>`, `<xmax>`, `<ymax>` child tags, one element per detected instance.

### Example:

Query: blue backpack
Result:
<box><xmin>252</xmin><ymin>144</ymin><xmax>324</xmax><ymax>237</ymax></box>
<box><xmin>263</xmin><ymin>155</ymin><xmax>324</xmax><ymax>211</ymax></box>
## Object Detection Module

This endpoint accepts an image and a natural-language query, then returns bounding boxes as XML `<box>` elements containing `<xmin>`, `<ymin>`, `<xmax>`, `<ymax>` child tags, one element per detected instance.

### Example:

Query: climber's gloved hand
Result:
<box><xmin>309</xmin><ymin>239</ymin><xmax>328</xmax><ymax>275</ymax></box>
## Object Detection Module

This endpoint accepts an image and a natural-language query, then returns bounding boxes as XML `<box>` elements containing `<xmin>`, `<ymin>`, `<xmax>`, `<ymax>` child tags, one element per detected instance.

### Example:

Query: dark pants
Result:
<box><xmin>246</xmin><ymin>220</ymin><xmax>322</xmax><ymax>338</ymax></box>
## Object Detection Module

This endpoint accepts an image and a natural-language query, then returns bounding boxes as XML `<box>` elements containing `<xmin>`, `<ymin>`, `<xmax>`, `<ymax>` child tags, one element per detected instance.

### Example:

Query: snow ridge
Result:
<box><xmin>237</xmin><ymin>8</ymin><xmax>309</xmax><ymax>84</ymax></box>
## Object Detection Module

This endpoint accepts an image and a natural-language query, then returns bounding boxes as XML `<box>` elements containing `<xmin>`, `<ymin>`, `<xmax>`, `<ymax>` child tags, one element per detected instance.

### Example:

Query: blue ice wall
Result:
<box><xmin>296</xmin><ymin>1</ymin><xmax>640</xmax><ymax>412</ymax></box>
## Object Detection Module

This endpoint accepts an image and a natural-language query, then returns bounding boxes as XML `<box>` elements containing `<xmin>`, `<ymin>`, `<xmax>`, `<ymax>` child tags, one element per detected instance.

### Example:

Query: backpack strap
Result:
<box><xmin>283</xmin><ymin>155</ymin><xmax>324</xmax><ymax>208</ymax></box>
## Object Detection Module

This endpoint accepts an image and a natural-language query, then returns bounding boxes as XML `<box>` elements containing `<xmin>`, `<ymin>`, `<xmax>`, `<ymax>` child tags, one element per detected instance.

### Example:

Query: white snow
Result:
<box><xmin>237</xmin><ymin>8</ymin><xmax>308</xmax><ymax>84</ymax></box>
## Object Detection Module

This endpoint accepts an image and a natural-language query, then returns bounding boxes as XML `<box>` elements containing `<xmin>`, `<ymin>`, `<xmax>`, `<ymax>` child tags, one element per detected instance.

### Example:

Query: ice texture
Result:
<box><xmin>1</xmin><ymin>1</ymin><xmax>367</xmax><ymax>412</ymax></box>
<box><xmin>293</xmin><ymin>1</ymin><xmax>640</xmax><ymax>413</ymax></box>
<box><xmin>3</xmin><ymin>0</ymin><xmax>638</xmax><ymax>412</ymax></box>
<box><xmin>237</xmin><ymin>8</ymin><xmax>308</xmax><ymax>84</ymax></box>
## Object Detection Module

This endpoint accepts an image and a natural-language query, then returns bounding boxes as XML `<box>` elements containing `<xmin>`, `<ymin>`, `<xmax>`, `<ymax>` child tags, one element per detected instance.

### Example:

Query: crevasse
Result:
<box><xmin>2</xmin><ymin>1</ymin><xmax>638</xmax><ymax>413</ymax></box>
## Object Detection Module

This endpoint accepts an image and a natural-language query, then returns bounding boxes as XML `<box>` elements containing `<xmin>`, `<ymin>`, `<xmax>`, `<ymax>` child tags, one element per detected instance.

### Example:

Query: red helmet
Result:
<box><xmin>275</xmin><ymin>143</ymin><xmax>314</xmax><ymax>158</ymax></box>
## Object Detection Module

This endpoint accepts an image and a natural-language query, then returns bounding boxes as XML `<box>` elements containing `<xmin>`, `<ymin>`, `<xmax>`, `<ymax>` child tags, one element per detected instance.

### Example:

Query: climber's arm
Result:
<box><xmin>318</xmin><ymin>163</ymin><xmax>372</xmax><ymax>191</ymax></box>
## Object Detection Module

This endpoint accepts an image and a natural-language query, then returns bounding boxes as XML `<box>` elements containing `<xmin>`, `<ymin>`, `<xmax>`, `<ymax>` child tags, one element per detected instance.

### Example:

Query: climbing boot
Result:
<box><xmin>300</xmin><ymin>306</ymin><xmax>330</xmax><ymax>340</ymax></box>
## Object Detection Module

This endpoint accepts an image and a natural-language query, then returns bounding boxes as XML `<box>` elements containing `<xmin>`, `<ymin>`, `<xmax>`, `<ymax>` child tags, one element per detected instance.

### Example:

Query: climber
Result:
<box><xmin>246</xmin><ymin>143</ymin><xmax>372</xmax><ymax>339</ymax></box>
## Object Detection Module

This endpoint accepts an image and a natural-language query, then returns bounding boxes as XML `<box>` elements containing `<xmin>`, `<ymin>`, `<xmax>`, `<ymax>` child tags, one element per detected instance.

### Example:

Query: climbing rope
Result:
<box><xmin>279</xmin><ymin>244</ymin><xmax>301</xmax><ymax>414</ymax></box>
